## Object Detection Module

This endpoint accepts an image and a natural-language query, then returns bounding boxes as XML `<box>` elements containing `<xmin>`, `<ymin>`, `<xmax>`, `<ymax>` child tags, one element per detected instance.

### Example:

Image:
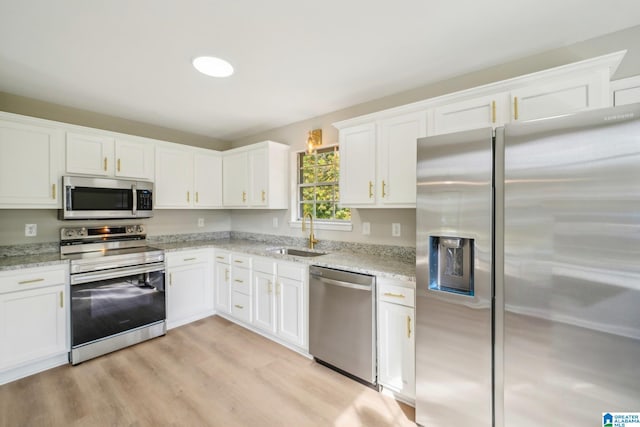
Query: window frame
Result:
<box><xmin>289</xmin><ymin>144</ymin><xmax>353</xmax><ymax>232</ymax></box>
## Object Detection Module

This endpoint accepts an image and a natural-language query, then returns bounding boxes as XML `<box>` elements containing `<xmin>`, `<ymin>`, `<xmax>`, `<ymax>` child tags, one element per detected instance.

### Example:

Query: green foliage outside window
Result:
<box><xmin>298</xmin><ymin>147</ymin><xmax>351</xmax><ymax>221</ymax></box>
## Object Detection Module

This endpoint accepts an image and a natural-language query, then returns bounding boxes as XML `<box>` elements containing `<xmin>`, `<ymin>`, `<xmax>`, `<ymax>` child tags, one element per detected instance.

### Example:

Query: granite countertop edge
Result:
<box><xmin>0</xmin><ymin>239</ymin><xmax>416</xmax><ymax>283</ymax></box>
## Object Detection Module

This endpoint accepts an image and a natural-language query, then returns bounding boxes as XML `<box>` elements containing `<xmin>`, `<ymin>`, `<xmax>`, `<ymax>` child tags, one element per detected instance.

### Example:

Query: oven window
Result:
<box><xmin>70</xmin><ymin>187</ymin><xmax>133</xmax><ymax>211</ymax></box>
<box><xmin>71</xmin><ymin>271</ymin><xmax>165</xmax><ymax>346</ymax></box>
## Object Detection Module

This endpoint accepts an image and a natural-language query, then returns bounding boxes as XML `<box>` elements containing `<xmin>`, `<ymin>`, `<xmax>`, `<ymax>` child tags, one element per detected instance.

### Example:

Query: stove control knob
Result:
<box><xmin>78</xmin><ymin>228</ymin><xmax>87</xmax><ymax>237</ymax></box>
<box><xmin>64</xmin><ymin>229</ymin><xmax>76</xmax><ymax>238</ymax></box>
<box><xmin>126</xmin><ymin>226</ymin><xmax>134</xmax><ymax>234</ymax></box>
<box><xmin>136</xmin><ymin>225</ymin><xmax>144</xmax><ymax>233</ymax></box>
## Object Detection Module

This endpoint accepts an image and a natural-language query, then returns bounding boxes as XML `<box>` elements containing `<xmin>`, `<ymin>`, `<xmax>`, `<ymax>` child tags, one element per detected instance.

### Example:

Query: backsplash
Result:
<box><xmin>0</xmin><ymin>230</ymin><xmax>415</xmax><ymax>263</ymax></box>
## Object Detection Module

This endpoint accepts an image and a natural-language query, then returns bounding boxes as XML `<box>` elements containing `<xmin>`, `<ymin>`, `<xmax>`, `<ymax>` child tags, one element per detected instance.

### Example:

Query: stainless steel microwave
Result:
<box><xmin>60</xmin><ymin>176</ymin><xmax>153</xmax><ymax>220</ymax></box>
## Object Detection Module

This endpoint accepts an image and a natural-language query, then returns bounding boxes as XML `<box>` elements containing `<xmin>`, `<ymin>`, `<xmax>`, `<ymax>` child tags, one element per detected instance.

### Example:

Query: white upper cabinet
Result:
<box><xmin>431</xmin><ymin>92</ymin><xmax>509</xmax><ymax>135</ymax></box>
<box><xmin>0</xmin><ymin>116</ymin><xmax>64</xmax><ymax>208</ymax></box>
<box><xmin>155</xmin><ymin>144</ymin><xmax>223</xmax><ymax>209</ymax></box>
<box><xmin>335</xmin><ymin>53</ymin><xmax>625</xmax><ymax>185</ymax></box>
<box><xmin>194</xmin><ymin>152</ymin><xmax>223</xmax><ymax>208</ymax></box>
<box><xmin>378</xmin><ymin>112</ymin><xmax>427</xmax><ymax>206</ymax></box>
<box><xmin>114</xmin><ymin>138</ymin><xmax>154</xmax><ymax>180</ymax></box>
<box><xmin>222</xmin><ymin>150</ymin><xmax>249</xmax><ymax>207</ymax></box>
<box><xmin>222</xmin><ymin>141</ymin><xmax>289</xmax><ymax>209</ymax></box>
<box><xmin>66</xmin><ymin>132</ymin><xmax>154</xmax><ymax>180</ymax></box>
<box><xmin>611</xmin><ymin>75</ymin><xmax>640</xmax><ymax>106</ymax></box>
<box><xmin>338</xmin><ymin>112</ymin><xmax>425</xmax><ymax>208</ymax></box>
<box><xmin>509</xmin><ymin>70</ymin><xmax>610</xmax><ymax>122</ymax></box>
<box><xmin>338</xmin><ymin>123</ymin><xmax>377</xmax><ymax>206</ymax></box>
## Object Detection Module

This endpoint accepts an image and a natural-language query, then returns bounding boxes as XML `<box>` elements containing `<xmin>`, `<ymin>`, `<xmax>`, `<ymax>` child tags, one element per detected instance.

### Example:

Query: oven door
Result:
<box><xmin>70</xmin><ymin>262</ymin><xmax>165</xmax><ymax>348</ymax></box>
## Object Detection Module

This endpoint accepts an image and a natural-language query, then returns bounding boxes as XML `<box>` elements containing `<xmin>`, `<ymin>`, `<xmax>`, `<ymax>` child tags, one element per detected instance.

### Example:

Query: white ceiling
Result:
<box><xmin>1</xmin><ymin>1</ymin><xmax>640</xmax><ymax>141</ymax></box>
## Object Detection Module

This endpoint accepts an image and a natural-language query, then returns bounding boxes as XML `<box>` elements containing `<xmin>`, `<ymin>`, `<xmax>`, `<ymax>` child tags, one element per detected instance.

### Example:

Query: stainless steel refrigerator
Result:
<box><xmin>415</xmin><ymin>103</ymin><xmax>640</xmax><ymax>427</ymax></box>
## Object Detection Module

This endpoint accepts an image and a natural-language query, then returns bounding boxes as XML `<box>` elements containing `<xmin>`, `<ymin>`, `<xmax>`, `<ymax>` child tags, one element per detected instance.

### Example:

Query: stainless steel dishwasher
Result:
<box><xmin>309</xmin><ymin>265</ymin><xmax>377</xmax><ymax>388</ymax></box>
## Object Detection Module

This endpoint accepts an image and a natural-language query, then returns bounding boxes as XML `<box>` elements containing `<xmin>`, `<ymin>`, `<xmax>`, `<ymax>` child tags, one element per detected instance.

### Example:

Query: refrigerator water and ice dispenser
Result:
<box><xmin>429</xmin><ymin>236</ymin><xmax>474</xmax><ymax>296</ymax></box>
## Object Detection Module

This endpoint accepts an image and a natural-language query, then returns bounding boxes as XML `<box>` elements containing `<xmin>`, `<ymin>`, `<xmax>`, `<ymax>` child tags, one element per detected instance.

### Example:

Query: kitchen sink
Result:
<box><xmin>266</xmin><ymin>247</ymin><xmax>328</xmax><ymax>257</ymax></box>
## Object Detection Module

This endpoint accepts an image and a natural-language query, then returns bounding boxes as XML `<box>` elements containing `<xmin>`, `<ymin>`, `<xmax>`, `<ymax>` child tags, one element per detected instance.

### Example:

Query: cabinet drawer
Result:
<box><xmin>166</xmin><ymin>249</ymin><xmax>211</xmax><ymax>267</ymax></box>
<box><xmin>232</xmin><ymin>266</ymin><xmax>251</xmax><ymax>295</ymax></box>
<box><xmin>253</xmin><ymin>257</ymin><xmax>275</xmax><ymax>274</ymax></box>
<box><xmin>379</xmin><ymin>281</ymin><xmax>415</xmax><ymax>308</ymax></box>
<box><xmin>231</xmin><ymin>253</ymin><xmax>251</xmax><ymax>268</ymax></box>
<box><xmin>278</xmin><ymin>262</ymin><xmax>306</xmax><ymax>281</ymax></box>
<box><xmin>214</xmin><ymin>250</ymin><xmax>231</xmax><ymax>264</ymax></box>
<box><xmin>0</xmin><ymin>265</ymin><xmax>67</xmax><ymax>294</ymax></box>
<box><xmin>232</xmin><ymin>292</ymin><xmax>251</xmax><ymax>323</ymax></box>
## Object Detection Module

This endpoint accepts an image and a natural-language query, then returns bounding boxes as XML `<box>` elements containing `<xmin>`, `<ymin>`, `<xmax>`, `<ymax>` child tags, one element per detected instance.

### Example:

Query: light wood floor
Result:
<box><xmin>0</xmin><ymin>315</ymin><xmax>415</xmax><ymax>427</ymax></box>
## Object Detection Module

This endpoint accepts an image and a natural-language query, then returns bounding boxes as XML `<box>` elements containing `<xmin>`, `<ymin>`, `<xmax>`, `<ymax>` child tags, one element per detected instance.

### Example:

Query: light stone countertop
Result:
<box><xmin>0</xmin><ymin>238</ymin><xmax>416</xmax><ymax>283</ymax></box>
<box><xmin>156</xmin><ymin>239</ymin><xmax>416</xmax><ymax>283</ymax></box>
<box><xmin>0</xmin><ymin>252</ymin><xmax>68</xmax><ymax>271</ymax></box>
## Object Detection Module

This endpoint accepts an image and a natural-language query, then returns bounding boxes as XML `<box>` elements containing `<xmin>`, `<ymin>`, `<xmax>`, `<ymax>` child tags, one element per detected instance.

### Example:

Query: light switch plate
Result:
<box><xmin>392</xmin><ymin>223</ymin><xmax>401</xmax><ymax>237</ymax></box>
<box><xmin>25</xmin><ymin>224</ymin><xmax>37</xmax><ymax>237</ymax></box>
<box><xmin>197</xmin><ymin>218</ymin><xmax>205</xmax><ymax>227</ymax></box>
<box><xmin>273</xmin><ymin>217</ymin><xmax>279</xmax><ymax>228</ymax></box>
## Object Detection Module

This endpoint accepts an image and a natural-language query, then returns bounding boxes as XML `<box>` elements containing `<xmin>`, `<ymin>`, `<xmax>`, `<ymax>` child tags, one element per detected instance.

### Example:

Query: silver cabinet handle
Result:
<box><xmin>311</xmin><ymin>275</ymin><xmax>372</xmax><ymax>292</ymax></box>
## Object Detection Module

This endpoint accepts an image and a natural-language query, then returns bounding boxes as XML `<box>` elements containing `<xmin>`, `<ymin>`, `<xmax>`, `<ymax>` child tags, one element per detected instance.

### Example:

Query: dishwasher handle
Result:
<box><xmin>311</xmin><ymin>275</ymin><xmax>372</xmax><ymax>292</ymax></box>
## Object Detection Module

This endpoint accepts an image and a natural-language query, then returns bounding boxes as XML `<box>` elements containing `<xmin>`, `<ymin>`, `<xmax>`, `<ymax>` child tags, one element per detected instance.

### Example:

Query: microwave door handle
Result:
<box><xmin>132</xmin><ymin>184</ymin><xmax>137</xmax><ymax>216</ymax></box>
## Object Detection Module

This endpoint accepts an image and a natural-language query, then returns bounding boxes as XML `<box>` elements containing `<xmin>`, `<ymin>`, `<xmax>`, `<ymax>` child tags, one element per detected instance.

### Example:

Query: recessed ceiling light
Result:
<box><xmin>192</xmin><ymin>56</ymin><xmax>234</xmax><ymax>78</ymax></box>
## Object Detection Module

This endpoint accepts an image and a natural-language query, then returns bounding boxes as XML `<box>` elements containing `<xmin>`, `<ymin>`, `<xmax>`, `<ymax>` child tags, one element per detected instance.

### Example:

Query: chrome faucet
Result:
<box><xmin>302</xmin><ymin>213</ymin><xmax>318</xmax><ymax>250</ymax></box>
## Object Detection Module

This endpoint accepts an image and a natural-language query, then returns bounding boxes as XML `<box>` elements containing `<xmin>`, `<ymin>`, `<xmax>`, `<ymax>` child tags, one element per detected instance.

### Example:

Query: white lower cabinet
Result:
<box><xmin>166</xmin><ymin>249</ymin><xmax>214</xmax><ymax>329</ymax></box>
<box><xmin>378</xmin><ymin>278</ymin><xmax>415</xmax><ymax>402</ymax></box>
<box><xmin>213</xmin><ymin>251</ymin><xmax>231</xmax><ymax>314</ymax></box>
<box><xmin>0</xmin><ymin>264</ymin><xmax>69</xmax><ymax>385</ymax></box>
<box><xmin>229</xmin><ymin>253</ymin><xmax>252</xmax><ymax>324</ymax></box>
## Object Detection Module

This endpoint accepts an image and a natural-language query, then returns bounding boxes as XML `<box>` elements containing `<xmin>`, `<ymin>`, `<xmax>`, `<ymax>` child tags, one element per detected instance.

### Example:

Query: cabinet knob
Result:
<box><xmin>104</xmin><ymin>157</ymin><xmax>108</xmax><ymax>171</ymax></box>
<box><xmin>187</xmin><ymin>191</ymin><xmax>190</xmax><ymax>203</ymax></box>
<box><xmin>261</xmin><ymin>190</ymin><xmax>266</xmax><ymax>202</ymax></box>
<box><xmin>52</xmin><ymin>183</ymin><xmax>56</xmax><ymax>200</ymax></box>
<box><xmin>368</xmin><ymin>181</ymin><xmax>373</xmax><ymax>199</ymax></box>
<box><xmin>513</xmin><ymin>96</ymin><xmax>519</xmax><ymax>120</ymax></box>
<box><xmin>407</xmin><ymin>315</ymin><xmax>412</xmax><ymax>338</ymax></box>
<box><xmin>117</xmin><ymin>158</ymin><xmax>121</xmax><ymax>172</ymax></box>
<box><xmin>242</xmin><ymin>191</ymin><xmax>247</xmax><ymax>202</ymax></box>
<box><xmin>381</xmin><ymin>180</ymin><xmax>387</xmax><ymax>198</ymax></box>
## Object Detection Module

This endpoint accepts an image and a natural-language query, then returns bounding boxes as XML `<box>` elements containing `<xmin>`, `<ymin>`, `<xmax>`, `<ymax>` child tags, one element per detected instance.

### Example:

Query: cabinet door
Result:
<box><xmin>214</xmin><ymin>261</ymin><xmax>231</xmax><ymax>314</ymax></box>
<box><xmin>155</xmin><ymin>146</ymin><xmax>192</xmax><ymax>208</ymax></box>
<box><xmin>378</xmin><ymin>302</ymin><xmax>415</xmax><ymax>399</ymax></box>
<box><xmin>249</xmin><ymin>148</ymin><xmax>268</xmax><ymax>207</ymax></box>
<box><xmin>378</xmin><ymin>112</ymin><xmax>427</xmax><ymax>206</ymax></box>
<box><xmin>253</xmin><ymin>270</ymin><xmax>276</xmax><ymax>334</ymax></box>
<box><xmin>167</xmin><ymin>263</ymin><xmax>210</xmax><ymax>328</ymax></box>
<box><xmin>194</xmin><ymin>152</ymin><xmax>223</xmax><ymax>208</ymax></box>
<box><xmin>276</xmin><ymin>276</ymin><xmax>304</xmax><ymax>348</ymax></box>
<box><xmin>0</xmin><ymin>285</ymin><xmax>67</xmax><ymax>369</ymax></box>
<box><xmin>432</xmin><ymin>93</ymin><xmax>508</xmax><ymax>135</ymax></box>
<box><xmin>339</xmin><ymin>123</ymin><xmax>377</xmax><ymax>206</ymax></box>
<box><xmin>66</xmin><ymin>132</ymin><xmax>114</xmax><ymax>176</ymax></box>
<box><xmin>0</xmin><ymin>120</ymin><xmax>63</xmax><ymax>208</ymax></box>
<box><xmin>611</xmin><ymin>75</ymin><xmax>640</xmax><ymax>106</ymax></box>
<box><xmin>510</xmin><ymin>71</ymin><xmax>609</xmax><ymax>122</ymax></box>
<box><xmin>222</xmin><ymin>151</ymin><xmax>249</xmax><ymax>207</ymax></box>
<box><xmin>114</xmin><ymin>139</ymin><xmax>154</xmax><ymax>180</ymax></box>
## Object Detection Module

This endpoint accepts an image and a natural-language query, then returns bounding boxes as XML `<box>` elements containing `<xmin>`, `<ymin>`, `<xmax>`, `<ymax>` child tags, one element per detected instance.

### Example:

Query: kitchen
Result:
<box><xmin>1</xmin><ymin>2</ymin><xmax>640</xmax><ymax>426</ymax></box>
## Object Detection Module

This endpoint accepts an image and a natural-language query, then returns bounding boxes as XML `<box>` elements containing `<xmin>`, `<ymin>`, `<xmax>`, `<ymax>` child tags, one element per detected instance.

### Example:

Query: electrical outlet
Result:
<box><xmin>392</xmin><ymin>223</ymin><xmax>401</xmax><ymax>237</ymax></box>
<box><xmin>362</xmin><ymin>222</ymin><xmax>371</xmax><ymax>235</ymax></box>
<box><xmin>197</xmin><ymin>218</ymin><xmax>205</xmax><ymax>227</ymax></box>
<box><xmin>25</xmin><ymin>224</ymin><xmax>37</xmax><ymax>237</ymax></box>
<box><xmin>273</xmin><ymin>217</ymin><xmax>279</xmax><ymax>228</ymax></box>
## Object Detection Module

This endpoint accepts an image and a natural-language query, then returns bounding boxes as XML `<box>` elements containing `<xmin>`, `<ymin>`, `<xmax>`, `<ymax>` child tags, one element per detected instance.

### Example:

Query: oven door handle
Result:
<box><xmin>70</xmin><ymin>262</ymin><xmax>165</xmax><ymax>285</ymax></box>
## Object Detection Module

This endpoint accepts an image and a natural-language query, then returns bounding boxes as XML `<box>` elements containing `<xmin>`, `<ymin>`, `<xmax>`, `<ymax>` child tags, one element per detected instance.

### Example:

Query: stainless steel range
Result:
<box><xmin>61</xmin><ymin>224</ymin><xmax>166</xmax><ymax>365</ymax></box>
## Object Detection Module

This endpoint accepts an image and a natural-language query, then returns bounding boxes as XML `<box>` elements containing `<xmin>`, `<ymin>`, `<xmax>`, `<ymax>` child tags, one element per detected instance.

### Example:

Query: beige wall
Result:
<box><xmin>0</xmin><ymin>92</ymin><xmax>230</xmax><ymax>150</ymax></box>
<box><xmin>0</xmin><ymin>209</ymin><xmax>231</xmax><ymax>245</ymax></box>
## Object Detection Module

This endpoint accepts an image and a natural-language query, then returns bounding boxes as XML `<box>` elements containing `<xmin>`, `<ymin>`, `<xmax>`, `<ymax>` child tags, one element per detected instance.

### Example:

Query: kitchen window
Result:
<box><xmin>296</xmin><ymin>146</ymin><xmax>351</xmax><ymax>225</ymax></box>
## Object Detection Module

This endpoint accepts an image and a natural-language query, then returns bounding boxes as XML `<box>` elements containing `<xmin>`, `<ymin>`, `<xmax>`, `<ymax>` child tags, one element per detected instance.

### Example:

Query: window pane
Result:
<box><xmin>297</xmin><ymin>148</ymin><xmax>350</xmax><ymax>222</ymax></box>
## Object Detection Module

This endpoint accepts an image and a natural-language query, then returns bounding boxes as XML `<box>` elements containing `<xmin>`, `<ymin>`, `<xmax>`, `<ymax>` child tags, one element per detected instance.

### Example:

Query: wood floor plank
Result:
<box><xmin>0</xmin><ymin>315</ymin><xmax>415</xmax><ymax>427</ymax></box>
